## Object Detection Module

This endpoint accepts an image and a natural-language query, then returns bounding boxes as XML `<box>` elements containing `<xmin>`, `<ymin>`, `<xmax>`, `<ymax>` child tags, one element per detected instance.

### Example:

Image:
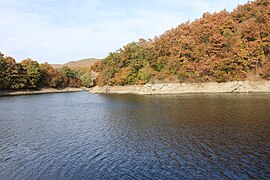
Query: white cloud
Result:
<box><xmin>0</xmin><ymin>0</ymin><xmax>249</xmax><ymax>64</ymax></box>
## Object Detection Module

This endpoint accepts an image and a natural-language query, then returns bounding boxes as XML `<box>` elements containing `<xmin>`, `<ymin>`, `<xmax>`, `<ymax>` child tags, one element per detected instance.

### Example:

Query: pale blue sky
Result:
<box><xmin>0</xmin><ymin>0</ymin><xmax>249</xmax><ymax>64</ymax></box>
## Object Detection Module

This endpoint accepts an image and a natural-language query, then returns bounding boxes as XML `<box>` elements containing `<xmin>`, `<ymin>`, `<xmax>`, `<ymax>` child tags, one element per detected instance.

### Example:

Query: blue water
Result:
<box><xmin>0</xmin><ymin>92</ymin><xmax>269</xmax><ymax>179</ymax></box>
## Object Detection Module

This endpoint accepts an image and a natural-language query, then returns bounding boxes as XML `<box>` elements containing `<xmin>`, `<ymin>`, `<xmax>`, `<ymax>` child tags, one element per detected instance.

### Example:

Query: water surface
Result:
<box><xmin>0</xmin><ymin>92</ymin><xmax>269</xmax><ymax>179</ymax></box>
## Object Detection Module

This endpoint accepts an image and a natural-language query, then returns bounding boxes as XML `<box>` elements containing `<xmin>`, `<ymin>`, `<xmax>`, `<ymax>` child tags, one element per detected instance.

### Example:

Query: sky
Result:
<box><xmin>0</xmin><ymin>0</ymin><xmax>249</xmax><ymax>64</ymax></box>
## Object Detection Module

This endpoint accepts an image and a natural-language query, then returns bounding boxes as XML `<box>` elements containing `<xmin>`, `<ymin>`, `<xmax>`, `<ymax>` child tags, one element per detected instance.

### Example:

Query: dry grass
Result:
<box><xmin>52</xmin><ymin>58</ymin><xmax>100</xmax><ymax>70</ymax></box>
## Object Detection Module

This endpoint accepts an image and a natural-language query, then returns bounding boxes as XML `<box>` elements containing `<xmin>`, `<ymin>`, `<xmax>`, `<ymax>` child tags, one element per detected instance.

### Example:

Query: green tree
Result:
<box><xmin>20</xmin><ymin>59</ymin><xmax>41</xmax><ymax>89</ymax></box>
<box><xmin>80</xmin><ymin>73</ymin><xmax>93</xmax><ymax>88</ymax></box>
<box><xmin>0</xmin><ymin>54</ymin><xmax>27</xmax><ymax>90</ymax></box>
<box><xmin>60</xmin><ymin>66</ymin><xmax>81</xmax><ymax>87</ymax></box>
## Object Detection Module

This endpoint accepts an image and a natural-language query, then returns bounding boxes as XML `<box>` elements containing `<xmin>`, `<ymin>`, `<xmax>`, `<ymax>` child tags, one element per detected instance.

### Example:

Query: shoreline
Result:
<box><xmin>0</xmin><ymin>88</ymin><xmax>89</xmax><ymax>97</ymax></box>
<box><xmin>89</xmin><ymin>81</ymin><xmax>270</xmax><ymax>95</ymax></box>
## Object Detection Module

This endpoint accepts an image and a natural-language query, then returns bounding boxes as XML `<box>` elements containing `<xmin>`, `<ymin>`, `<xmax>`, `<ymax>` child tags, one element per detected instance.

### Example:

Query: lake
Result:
<box><xmin>0</xmin><ymin>92</ymin><xmax>269</xmax><ymax>179</ymax></box>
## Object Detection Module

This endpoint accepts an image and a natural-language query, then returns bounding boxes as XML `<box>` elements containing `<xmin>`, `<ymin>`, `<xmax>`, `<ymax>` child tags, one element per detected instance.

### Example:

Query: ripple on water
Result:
<box><xmin>0</xmin><ymin>92</ymin><xmax>269</xmax><ymax>179</ymax></box>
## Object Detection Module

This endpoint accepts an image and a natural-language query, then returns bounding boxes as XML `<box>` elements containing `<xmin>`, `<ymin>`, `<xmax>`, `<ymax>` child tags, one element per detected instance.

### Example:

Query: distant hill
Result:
<box><xmin>52</xmin><ymin>58</ymin><xmax>100</xmax><ymax>70</ymax></box>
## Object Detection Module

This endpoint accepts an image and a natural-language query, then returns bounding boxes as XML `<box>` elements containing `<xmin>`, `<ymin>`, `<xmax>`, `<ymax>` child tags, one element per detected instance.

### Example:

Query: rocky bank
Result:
<box><xmin>90</xmin><ymin>81</ymin><xmax>270</xmax><ymax>95</ymax></box>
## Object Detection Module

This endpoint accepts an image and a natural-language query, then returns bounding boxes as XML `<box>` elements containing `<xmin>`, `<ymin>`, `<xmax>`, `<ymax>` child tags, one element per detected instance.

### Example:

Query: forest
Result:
<box><xmin>0</xmin><ymin>53</ymin><xmax>93</xmax><ymax>90</ymax></box>
<box><xmin>92</xmin><ymin>0</ymin><xmax>270</xmax><ymax>86</ymax></box>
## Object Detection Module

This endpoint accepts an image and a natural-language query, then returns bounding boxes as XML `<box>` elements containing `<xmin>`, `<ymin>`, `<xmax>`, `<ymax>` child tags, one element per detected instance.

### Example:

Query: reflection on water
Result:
<box><xmin>0</xmin><ymin>92</ymin><xmax>269</xmax><ymax>179</ymax></box>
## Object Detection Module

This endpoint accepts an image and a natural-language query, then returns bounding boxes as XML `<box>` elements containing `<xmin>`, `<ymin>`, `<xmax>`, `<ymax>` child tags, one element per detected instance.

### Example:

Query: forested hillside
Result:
<box><xmin>92</xmin><ymin>0</ymin><xmax>270</xmax><ymax>86</ymax></box>
<box><xmin>0</xmin><ymin>53</ymin><xmax>93</xmax><ymax>90</ymax></box>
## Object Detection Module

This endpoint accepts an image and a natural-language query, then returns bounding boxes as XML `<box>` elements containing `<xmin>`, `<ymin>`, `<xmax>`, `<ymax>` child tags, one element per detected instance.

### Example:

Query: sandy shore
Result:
<box><xmin>90</xmin><ymin>81</ymin><xmax>270</xmax><ymax>95</ymax></box>
<box><xmin>0</xmin><ymin>88</ymin><xmax>89</xmax><ymax>97</ymax></box>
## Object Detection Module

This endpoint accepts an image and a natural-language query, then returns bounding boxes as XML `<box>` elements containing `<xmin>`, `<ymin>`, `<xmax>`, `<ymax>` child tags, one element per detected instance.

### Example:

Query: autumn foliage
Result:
<box><xmin>92</xmin><ymin>0</ymin><xmax>270</xmax><ymax>86</ymax></box>
<box><xmin>0</xmin><ymin>53</ymin><xmax>93</xmax><ymax>90</ymax></box>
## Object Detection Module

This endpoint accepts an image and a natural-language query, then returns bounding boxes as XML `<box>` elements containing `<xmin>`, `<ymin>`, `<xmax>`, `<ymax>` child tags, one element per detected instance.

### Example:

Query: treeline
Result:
<box><xmin>92</xmin><ymin>0</ymin><xmax>270</xmax><ymax>86</ymax></box>
<box><xmin>0</xmin><ymin>53</ymin><xmax>93</xmax><ymax>90</ymax></box>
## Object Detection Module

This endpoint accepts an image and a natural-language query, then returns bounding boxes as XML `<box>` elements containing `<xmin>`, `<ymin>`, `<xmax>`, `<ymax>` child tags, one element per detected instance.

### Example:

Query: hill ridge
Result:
<box><xmin>52</xmin><ymin>58</ymin><xmax>100</xmax><ymax>69</ymax></box>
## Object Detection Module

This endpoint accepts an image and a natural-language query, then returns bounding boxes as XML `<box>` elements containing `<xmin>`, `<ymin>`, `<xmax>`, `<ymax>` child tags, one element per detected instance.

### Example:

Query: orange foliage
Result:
<box><xmin>92</xmin><ymin>0</ymin><xmax>270</xmax><ymax>86</ymax></box>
